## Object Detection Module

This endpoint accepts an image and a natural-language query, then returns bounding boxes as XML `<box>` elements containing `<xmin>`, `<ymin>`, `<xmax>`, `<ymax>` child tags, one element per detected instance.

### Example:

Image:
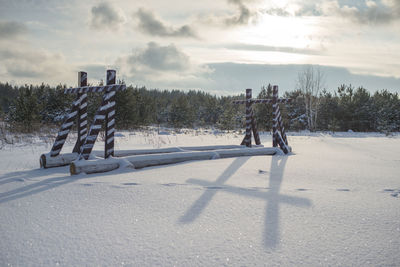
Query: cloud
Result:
<box><xmin>128</xmin><ymin>42</ymin><xmax>190</xmax><ymax>72</ymax></box>
<box><xmin>263</xmin><ymin>8</ymin><xmax>292</xmax><ymax>17</ymax></box>
<box><xmin>224</xmin><ymin>0</ymin><xmax>258</xmax><ymax>26</ymax></box>
<box><xmin>116</xmin><ymin>42</ymin><xmax>212</xmax><ymax>90</ymax></box>
<box><xmin>267</xmin><ymin>0</ymin><xmax>400</xmax><ymax>25</ymax></box>
<box><xmin>198</xmin><ymin>0</ymin><xmax>258</xmax><ymax>27</ymax></box>
<box><xmin>0</xmin><ymin>21</ymin><xmax>27</xmax><ymax>39</ymax></box>
<box><xmin>90</xmin><ymin>1</ymin><xmax>124</xmax><ymax>30</ymax></box>
<box><xmin>203</xmin><ymin>62</ymin><xmax>400</xmax><ymax>95</ymax></box>
<box><xmin>0</xmin><ymin>45</ymin><xmax>68</xmax><ymax>79</ymax></box>
<box><xmin>319</xmin><ymin>0</ymin><xmax>397</xmax><ymax>24</ymax></box>
<box><xmin>135</xmin><ymin>8</ymin><xmax>196</xmax><ymax>38</ymax></box>
<box><xmin>226</xmin><ymin>43</ymin><xmax>323</xmax><ymax>55</ymax></box>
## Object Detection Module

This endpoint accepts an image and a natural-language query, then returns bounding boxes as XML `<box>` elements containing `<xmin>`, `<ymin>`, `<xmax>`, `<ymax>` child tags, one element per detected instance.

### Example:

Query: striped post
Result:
<box><xmin>64</xmin><ymin>84</ymin><xmax>125</xmax><ymax>94</ymax></box>
<box><xmin>104</xmin><ymin>70</ymin><xmax>116</xmax><ymax>158</ymax></box>
<box><xmin>233</xmin><ymin>86</ymin><xmax>291</xmax><ymax>154</ymax></box>
<box><xmin>244</xmin><ymin>89</ymin><xmax>252</xmax><ymax>147</ymax></box>
<box><xmin>250</xmin><ymin>109</ymin><xmax>261</xmax><ymax>145</ymax></box>
<box><xmin>274</xmin><ymin>131</ymin><xmax>290</xmax><ymax>154</ymax></box>
<box><xmin>276</xmin><ymin>105</ymin><xmax>288</xmax><ymax>145</ymax></box>
<box><xmin>272</xmin><ymin>86</ymin><xmax>278</xmax><ymax>147</ymax></box>
<box><xmin>233</xmin><ymin>98</ymin><xmax>292</xmax><ymax>105</ymax></box>
<box><xmin>73</xmin><ymin>72</ymin><xmax>88</xmax><ymax>153</ymax></box>
<box><xmin>49</xmin><ymin>93</ymin><xmax>84</xmax><ymax>157</ymax></box>
<box><xmin>79</xmin><ymin>90</ymin><xmax>115</xmax><ymax>160</ymax></box>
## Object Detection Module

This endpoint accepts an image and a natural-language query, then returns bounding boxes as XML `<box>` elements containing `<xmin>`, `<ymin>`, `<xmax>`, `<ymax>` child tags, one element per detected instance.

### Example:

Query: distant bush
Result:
<box><xmin>0</xmin><ymin>82</ymin><xmax>399</xmax><ymax>133</ymax></box>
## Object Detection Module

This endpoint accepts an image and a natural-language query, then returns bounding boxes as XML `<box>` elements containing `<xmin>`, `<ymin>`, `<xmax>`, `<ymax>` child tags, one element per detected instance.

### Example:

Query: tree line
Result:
<box><xmin>0</xmin><ymin>81</ymin><xmax>399</xmax><ymax>133</ymax></box>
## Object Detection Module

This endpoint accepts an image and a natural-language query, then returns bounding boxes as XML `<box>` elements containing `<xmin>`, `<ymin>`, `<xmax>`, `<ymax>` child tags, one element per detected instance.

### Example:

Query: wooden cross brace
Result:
<box><xmin>233</xmin><ymin>86</ymin><xmax>292</xmax><ymax>154</ymax></box>
<box><xmin>49</xmin><ymin>70</ymin><xmax>126</xmax><ymax>161</ymax></box>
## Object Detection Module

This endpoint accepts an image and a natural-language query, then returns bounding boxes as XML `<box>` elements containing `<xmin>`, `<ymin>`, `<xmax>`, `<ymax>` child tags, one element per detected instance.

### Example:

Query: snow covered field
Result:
<box><xmin>1</xmin><ymin>130</ymin><xmax>399</xmax><ymax>266</ymax></box>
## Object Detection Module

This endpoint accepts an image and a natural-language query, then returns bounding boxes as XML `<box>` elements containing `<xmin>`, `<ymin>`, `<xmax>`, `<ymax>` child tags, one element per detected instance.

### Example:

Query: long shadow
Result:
<box><xmin>264</xmin><ymin>155</ymin><xmax>287</xmax><ymax>248</ymax></box>
<box><xmin>0</xmin><ymin>168</ymin><xmax>80</xmax><ymax>204</ymax></box>
<box><xmin>0</xmin><ymin>167</ymin><xmax>68</xmax><ymax>185</ymax></box>
<box><xmin>181</xmin><ymin>155</ymin><xmax>312</xmax><ymax>249</ymax></box>
<box><xmin>179</xmin><ymin>157</ymin><xmax>250</xmax><ymax>223</ymax></box>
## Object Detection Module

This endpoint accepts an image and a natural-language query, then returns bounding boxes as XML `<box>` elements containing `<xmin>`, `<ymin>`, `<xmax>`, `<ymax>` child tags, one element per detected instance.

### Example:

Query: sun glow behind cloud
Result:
<box><xmin>0</xmin><ymin>0</ymin><xmax>398</xmax><ymax>93</ymax></box>
<box><xmin>224</xmin><ymin>14</ymin><xmax>320</xmax><ymax>64</ymax></box>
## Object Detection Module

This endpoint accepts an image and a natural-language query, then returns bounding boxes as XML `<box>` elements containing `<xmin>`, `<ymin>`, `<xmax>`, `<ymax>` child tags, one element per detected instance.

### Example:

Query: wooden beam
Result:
<box><xmin>70</xmin><ymin>147</ymin><xmax>279</xmax><ymax>175</ymax></box>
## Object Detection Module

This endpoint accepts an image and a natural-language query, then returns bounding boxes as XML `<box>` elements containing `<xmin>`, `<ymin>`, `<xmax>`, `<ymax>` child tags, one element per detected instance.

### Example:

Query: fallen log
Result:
<box><xmin>70</xmin><ymin>147</ymin><xmax>279</xmax><ymax>175</ymax></box>
<box><xmin>40</xmin><ymin>145</ymin><xmax>249</xmax><ymax>168</ymax></box>
<box><xmin>40</xmin><ymin>153</ymin><xmax>78</xmax><ymax>168</ymax></box>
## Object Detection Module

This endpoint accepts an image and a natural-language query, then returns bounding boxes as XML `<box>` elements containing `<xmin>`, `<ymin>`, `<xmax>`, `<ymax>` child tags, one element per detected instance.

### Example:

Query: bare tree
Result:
<box><xmin>296</xmin><ymin>66</ymin><xmax>325</xmax><ymax>131</ymax></box>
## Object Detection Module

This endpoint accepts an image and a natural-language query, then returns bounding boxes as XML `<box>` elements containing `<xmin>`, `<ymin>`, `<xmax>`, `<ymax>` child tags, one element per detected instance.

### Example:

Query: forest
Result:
<box><xmin>0</xmin><ymin>81</ymin><xmax>399</xmax><ymax>134</ymax></box>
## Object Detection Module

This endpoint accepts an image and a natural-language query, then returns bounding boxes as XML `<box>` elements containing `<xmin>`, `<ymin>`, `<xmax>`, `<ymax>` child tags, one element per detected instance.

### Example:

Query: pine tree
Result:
<box><xmin>169</xmin><ymin>95</ymin><xmax>194</xmax><ymax>128</ymax></box>
<box><xmin>254</xmin><ymin>84</ymin><xmax>273</xmax><ymax>131</ymax></box>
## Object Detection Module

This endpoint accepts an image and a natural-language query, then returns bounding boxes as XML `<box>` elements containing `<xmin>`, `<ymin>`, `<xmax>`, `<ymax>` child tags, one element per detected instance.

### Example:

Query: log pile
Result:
<box><xmin>70</xmin><ymin>147</ymin><xmax>279</xmax><ymax>175</ymax></box>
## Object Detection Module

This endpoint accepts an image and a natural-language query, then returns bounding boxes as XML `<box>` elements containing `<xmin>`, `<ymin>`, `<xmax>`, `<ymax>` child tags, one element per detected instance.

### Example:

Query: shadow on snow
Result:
<box><xmin>0</xmin><ymin>167</ymin><xmax>79</xmax><ymax>204</ymax></box>
<box><xmin>179</xmin><ymin>155</ymin><xmax>312</xmax><ymax>249</ymax></box>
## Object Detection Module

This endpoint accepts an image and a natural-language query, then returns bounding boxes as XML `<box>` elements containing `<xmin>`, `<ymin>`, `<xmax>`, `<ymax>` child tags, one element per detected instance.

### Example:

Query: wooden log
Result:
<box><xmin>40</xmin><ymin>153</ymin><xmax>79</xmax><ymax>168</ymax></box>
<box><xmin>70</xmin><ymin>147</ymin><xmax>279</xmax><ymax>175</ymax></box>
<box><xmin>40</xmin><ymin>145</ymin><xmax>257</xmax><ymax>169</ymax></box>
<box><xmin>217</xmin><ymin>147</ymin><xmax>278</xmax><ymax>158</ymax></box>
<box><xmin>70</xmin><ymin>159</ymin><xmax>121</xmax><ymax>175</ymax></box>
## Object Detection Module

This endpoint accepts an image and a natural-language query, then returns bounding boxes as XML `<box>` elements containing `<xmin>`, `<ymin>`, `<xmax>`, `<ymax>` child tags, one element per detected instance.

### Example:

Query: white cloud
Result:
<box><xmin>0</xmin><ymin>21</ymin><xmax>71</xmax><ymax>83</ymax></box>
<box><xmin>198</xmin><ymin>0</ymin><xmax>259</xmax><ymax>27</ymax></box>
<box><xmin>135</xmin><ymin>8</ymin><xmax>197</xmax><ymax>38</ymax></box>
<box><xmin>0</xmin><ymin>21</ymin><xmax>27</xmax><ymax>39</ymax></box>
<box><xmin>90</xmin><ymin>1</ymin><xmax>125</xmax><ymax>30</ymax></box>
<box><xmin>0</xmin><ymin>44</ymin><xmax>70</xmax><ymax>80</ymax></box>
<box><xmin>116</xmin><ymin>42</ymin><xmax>213</xmax><ymax>90</ymax></box>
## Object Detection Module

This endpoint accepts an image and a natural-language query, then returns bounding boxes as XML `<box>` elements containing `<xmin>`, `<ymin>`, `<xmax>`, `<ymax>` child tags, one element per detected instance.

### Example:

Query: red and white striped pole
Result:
<box><xmin>272</xmin><ymin>85</ymin><xmax>279</xmax><ymax>147</ymax></box>
<box><xmin>250</xmin><ymin>109</ymin><xmax>261</xmax><ymax>145</ymax></box>
<box><xmin>79</xmin><ymin>71</ymin><xmax>117</xmax><ymax>160</ymax></box>
<box><xmin>50</xmin><ymin>85</ymin><xmax>87</xmax><ymax>157</ymax></box>
<box><xmin>244</xmin><ymin>89</ymin><xmax>252</xmax><ymax>147</ymax></box>
<box><xmin>276</xmin><ymin>105</ymin><xmax>288</xmax><ymax>145</ymax></box>
<box><xmin>104</xmin><ymin>70</ymin><xmax>116</xmax><ymax>159</ymax></box>
<box><xmin>73</xmin><ymin>71</ymin><xmax>88</xmax><ymax>153</ymax></box>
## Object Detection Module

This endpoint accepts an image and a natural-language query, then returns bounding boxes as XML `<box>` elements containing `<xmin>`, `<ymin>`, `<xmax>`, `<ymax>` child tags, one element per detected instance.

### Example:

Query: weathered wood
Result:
<box><xmin>70</xmin><ymin>147</ymin><xmax>278</xmax><ymax>175</ymax></box>
<box><xmin>40</xmin><ymin>153</ymin><xmax>79</xmax><ymax>168</ymax></box>
<box><xmin>40</xmin><ymin>145</ymin><xmax>250</xmax><ymax>168</ymax></box>
<box><xmin>244</xmin><ymin>89</ymin><xmax>252</xmax><ymax>147</ymax></box>
<box><xmin>73</xmin><ymin>71</ymin><xmax>88</xmax><ymax>153</ymax></box>
<box><xmin>64</xmin><ymin>84</ymin><xmax>125</xmax><ymax>94</ymax></box>
<box><xmin>70</xmin><ymin>159</ymin><xmax>120</xmax><ymax>175</ymax></box>
<box><xmin>233</xmin><ymin>86</ymin><xmax>292</xmax><ymax>154</ymax></box>
<box><xmin>272</xmin><ymin>85</ymin><xmax>278</xmax><ymax>148</ymax></box>
<box><xmin>105</xmin><ymin>70</ymin><xmax>116</xmax><ymax>159</ymax></box>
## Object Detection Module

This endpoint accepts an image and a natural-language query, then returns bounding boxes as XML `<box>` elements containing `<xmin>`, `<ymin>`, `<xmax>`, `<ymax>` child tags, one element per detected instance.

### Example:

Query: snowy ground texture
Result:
<box><xmin>1</xmin><ymin>130</ymin><xmax>399</xmax><ymax>266</ymax></box>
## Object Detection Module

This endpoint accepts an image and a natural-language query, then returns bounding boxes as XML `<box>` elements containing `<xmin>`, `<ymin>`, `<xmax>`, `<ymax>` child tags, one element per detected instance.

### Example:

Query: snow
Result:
<box><xmin>1</xmin><ymin>130</ymin><xmax>399</xmax><ymax>266</ymax></box>
<box><xmin>71</xmin><ymin>146</ymin><xmax>278</xmax><ymax>174</ymax></box>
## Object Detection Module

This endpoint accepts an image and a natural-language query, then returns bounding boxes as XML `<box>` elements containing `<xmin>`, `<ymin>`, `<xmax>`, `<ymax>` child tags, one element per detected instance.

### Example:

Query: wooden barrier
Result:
<box><xmin>70</xmin><ymin>147</ymin><xmax>279</xmax><ymax>175</ymax></box>
<box><xmin>40</xmin><ymin>73</ymin><xmax>288</xmax><ymax>174</ymax></box>
<box><xmin>40</xmin><ymin>145</ymin><xmax>248</xmax><ymax>168</ymax></box>
<box><xmin>40</xmin><ymin>70</ymin><xmax>126</xmax><ymax>168</ymax></box>
<box><xmin>233</xmin><ymin>86</ymin><xmax>292</xmax><ymax>154</ymax></box>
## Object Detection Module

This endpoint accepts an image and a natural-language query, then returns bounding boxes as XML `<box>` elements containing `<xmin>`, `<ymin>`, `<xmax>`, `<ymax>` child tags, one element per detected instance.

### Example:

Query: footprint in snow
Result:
<box><xmin>383</xmin><ymin>189</ymin><xmax>400</xmax><ymax>198</ymax></box>
<box><xmin>161</xmin><ymin>183</ymin><xmax>187</xmax><ymax>187</ymax></box>
<box><xmin>205</xmin><ymin>186</ymin><xmax>223</xmax><ymax>190</ymax></box>
<box><xmin>123</xmin><ymin>183</ymin><xmax>140</xmax><ymax>186</ymax></box>
<box><xmin>296</xmin><ymin>188</ymin><xmax>309</xmax><ymax>191</ymax></box>
<box><xmin>336</xmin><ymin>188</ymin><xmax>351</xmax><ymax>192</ymax></box>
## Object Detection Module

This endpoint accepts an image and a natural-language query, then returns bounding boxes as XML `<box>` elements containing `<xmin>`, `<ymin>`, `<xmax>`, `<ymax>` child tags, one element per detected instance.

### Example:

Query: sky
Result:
<box><xmin>0</xmin><ymin>0</ymin><xmax>399</xmax><ymax>95</ymax></box>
